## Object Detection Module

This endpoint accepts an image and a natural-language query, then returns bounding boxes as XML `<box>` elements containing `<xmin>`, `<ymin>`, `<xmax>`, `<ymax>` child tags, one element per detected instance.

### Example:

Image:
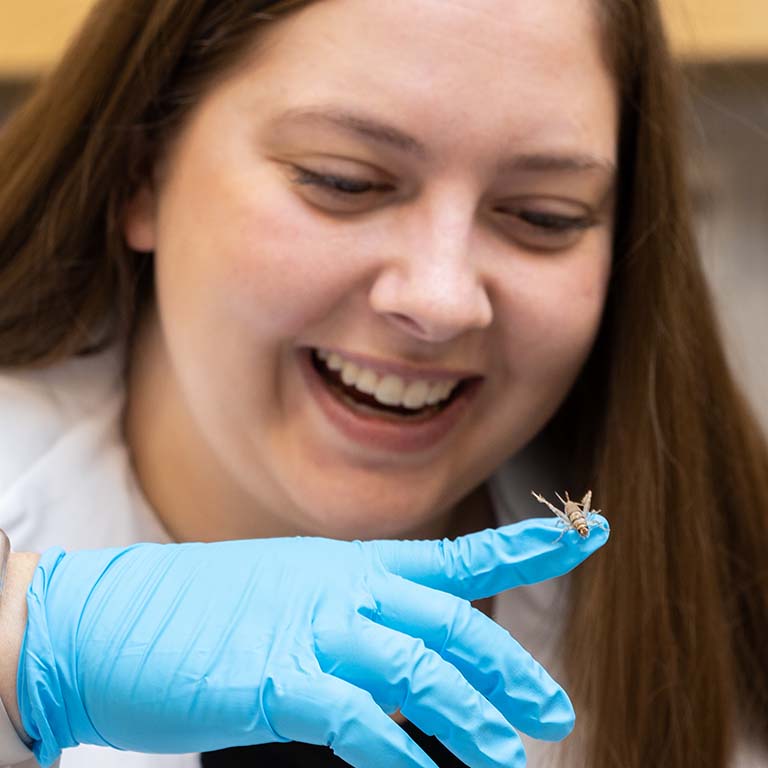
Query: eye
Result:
<box><xmin>289</xmin><ymin>166</ymin><xmax>393</xmax><ymax>206</ymax></box>
<box><xmin>517</xmin><ymin>210</ymin><xmax>595</xmax><ymax>232</ymax></box>
<box><xmin>496</xmin><ymin>205</ymin><xmax>599</xmax><ymax>251</ymax></box>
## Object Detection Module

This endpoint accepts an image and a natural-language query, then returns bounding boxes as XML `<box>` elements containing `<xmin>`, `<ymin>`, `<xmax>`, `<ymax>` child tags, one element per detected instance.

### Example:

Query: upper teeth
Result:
<box><xmin>317</xmin><ymin>349</ymin><xmax>460</xmax><ymax>410</ymax></box>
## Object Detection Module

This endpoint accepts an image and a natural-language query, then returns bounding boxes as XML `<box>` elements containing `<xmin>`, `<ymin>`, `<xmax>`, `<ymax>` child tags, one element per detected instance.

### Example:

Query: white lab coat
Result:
<box><xmin>0</xmin><ymin>347</ymin><xmax>764</xmax><ymax>767</ymax></box>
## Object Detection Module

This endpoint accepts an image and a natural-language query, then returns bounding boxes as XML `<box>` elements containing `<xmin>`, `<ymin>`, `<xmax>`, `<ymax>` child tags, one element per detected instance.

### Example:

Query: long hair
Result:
<box><xmin>559</xmin><ymin>2</ymin><xmax>768</xmax><ymax>765</ymax></box>
<box><xmin>1</xmin><ymin>2</ymin><xmax>767</xmax><ymax>767</ymax></box>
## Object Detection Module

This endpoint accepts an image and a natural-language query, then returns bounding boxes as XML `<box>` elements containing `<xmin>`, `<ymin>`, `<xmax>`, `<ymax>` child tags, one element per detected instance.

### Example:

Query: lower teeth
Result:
<box><xmin>338</xmin><ymin>390</ymin><xmax>443</xmax><ymax>421</ymax></box>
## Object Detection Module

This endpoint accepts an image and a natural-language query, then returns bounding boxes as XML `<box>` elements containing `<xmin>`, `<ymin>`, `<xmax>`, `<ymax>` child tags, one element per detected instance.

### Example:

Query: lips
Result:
<box><xmin>298</xmin><ymin>348</ymin><xmax>482</xmax><ymax>454</ymax></box>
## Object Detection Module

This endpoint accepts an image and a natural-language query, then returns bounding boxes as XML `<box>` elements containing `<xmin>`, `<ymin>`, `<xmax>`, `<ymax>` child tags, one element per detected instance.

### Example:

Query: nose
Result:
<box><xmin>368</xmin><ymin>207</ymin><xmax>493</xmax><ymax>344</ymax></box>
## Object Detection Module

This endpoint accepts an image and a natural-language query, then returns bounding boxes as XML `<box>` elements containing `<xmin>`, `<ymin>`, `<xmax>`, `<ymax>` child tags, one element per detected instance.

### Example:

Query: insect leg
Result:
<box><xmin>585</xmin><ymin>509</ymin><xmax>608</xmax><ymax>534</ymax></box>
<box><xmin>531</xmin><ymin>491</ymin><xmax>572</xmax><ymax>527</ymax></box>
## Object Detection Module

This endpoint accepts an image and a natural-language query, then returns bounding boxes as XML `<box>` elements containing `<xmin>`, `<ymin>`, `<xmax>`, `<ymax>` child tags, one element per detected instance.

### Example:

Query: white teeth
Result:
<box><xmin>340</xmin><ymin>362</ymin><xmax>360</xmax><ymax>386</ymax></box>
<box><xmin>315</xmin><ymin>348</ymin><xmax>460</xmax><ymax>409</ymax></box>
<box><xmin>355</xmin><ymin>368</ymin><xmax>378</xmax><ymax>395</ymax></box>
<box><xmin>426</xmin><ymin>381</ymin><xmax>451</xmax><ymax>405</ymax></box>
<box><xmin>375</xmin><ymin>375</ymin><xmax>405</xmax><ymax>406</ymax></box>
<box><xmin>402</xmin><ymin>380</ymin><xmax>431</xmax><ymax>410</ymax></box>
<box><xmin>327</xmin><ymin>353</ymin><xmax>344</xmax><ymax>372</ymax></box>
<box><xmin>426</xmin><ymin>382</ymin><xmax>442</xmax><ymax>405</ymax></box>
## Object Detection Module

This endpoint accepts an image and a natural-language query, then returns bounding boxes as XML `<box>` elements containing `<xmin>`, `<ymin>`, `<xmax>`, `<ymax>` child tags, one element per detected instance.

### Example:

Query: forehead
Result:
<box><xmin>223</xmin><ymin>0</ymin><xmax>617</xmax><ymax>163</ymax></box>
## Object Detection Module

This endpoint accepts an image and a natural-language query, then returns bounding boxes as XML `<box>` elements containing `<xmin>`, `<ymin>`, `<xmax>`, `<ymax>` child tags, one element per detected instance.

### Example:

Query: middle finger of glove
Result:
<box><xmin>361</xmin><ymin>573</ymin><xmax>573</xmax><ymax>742</ymax></box>
<box><xmin>314</xmin><ymin>617</ymin><xmax>526</xmax><ymax>768</ymax></box>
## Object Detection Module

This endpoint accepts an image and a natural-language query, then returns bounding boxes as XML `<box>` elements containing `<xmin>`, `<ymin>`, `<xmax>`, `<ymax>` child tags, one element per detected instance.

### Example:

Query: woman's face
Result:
<box><xmin>124</xmin><ymin>0</ymin><xmax>618</xmax><ymax>542</ymax></box>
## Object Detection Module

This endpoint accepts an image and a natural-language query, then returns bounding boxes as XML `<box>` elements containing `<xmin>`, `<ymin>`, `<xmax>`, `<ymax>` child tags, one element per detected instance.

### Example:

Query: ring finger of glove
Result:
<box><xmin>314</xmin><ymin>617</ymin><xmax>526</xmax><ymax>768</ymax></box>
<box><xmin>366</xmin><ymin>574</ymin><xmax>574</xmax><ymax>741</ymax></box>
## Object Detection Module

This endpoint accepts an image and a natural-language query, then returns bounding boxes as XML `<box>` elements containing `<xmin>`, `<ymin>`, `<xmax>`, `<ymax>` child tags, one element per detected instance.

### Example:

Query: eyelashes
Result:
<box><xmin>288</xmin><ymin>165</ymin><xmax>599</xmax><ymax>246</ymax></box>
<box><xmin>290</xmin><ymin>167</ymin><xmax>387</xmax><ymax>196</ymax></box>
<box><xmin>511</xmin><ymin>209</ymin><xmax>596</xmax><ymax>233</ymax></box>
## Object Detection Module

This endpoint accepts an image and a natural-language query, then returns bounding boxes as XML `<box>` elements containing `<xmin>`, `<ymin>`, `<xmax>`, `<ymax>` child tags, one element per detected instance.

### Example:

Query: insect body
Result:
<box><xmin>531</xmin><ymin>490</ymin><xmax>601</xmax><ymax>539</ymax></box>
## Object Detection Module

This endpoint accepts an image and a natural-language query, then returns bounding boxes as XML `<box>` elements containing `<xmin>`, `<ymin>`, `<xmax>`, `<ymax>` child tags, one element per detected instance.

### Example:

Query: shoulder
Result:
<box><xmin>0</xmin><ymin>346</ymin><xmax>124</xmax><ymax>494</ymax></box>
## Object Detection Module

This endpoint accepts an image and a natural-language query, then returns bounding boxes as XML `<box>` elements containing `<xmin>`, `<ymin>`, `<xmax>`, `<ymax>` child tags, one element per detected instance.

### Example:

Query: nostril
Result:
<box><xmin>385</xmin><ymin>312</ymin><xmax>424</xmax><ymax>336</ymax></box>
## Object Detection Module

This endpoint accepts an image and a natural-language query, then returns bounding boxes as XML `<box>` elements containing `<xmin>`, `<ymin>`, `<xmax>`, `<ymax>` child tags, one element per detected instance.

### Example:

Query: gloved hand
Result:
<box><xmin>18</xmin><ymin>515</ymin><xmax>609</xmax><ymax>768</ymax></box>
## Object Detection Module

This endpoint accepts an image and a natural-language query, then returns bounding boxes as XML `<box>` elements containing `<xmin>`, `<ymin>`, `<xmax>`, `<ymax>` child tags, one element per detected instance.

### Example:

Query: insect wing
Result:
<box><xmin>550</xmin><ymin>506</ymin><xmax>573</xmax><ymax>526</ymax></box>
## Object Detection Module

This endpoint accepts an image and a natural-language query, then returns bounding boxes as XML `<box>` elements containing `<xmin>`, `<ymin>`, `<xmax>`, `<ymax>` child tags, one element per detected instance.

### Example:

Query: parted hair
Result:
<box><xmin>1</xmin><ymin>1</ymin><xmax>767</xmax><ymax>766</ymax></box>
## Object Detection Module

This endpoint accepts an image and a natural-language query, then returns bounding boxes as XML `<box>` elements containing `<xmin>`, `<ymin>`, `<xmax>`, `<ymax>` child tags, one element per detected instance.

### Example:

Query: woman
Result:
<box><xmin>0</xmin><ymin>1</ymin><xmax>766</xmax><ymax>767</ymax></box>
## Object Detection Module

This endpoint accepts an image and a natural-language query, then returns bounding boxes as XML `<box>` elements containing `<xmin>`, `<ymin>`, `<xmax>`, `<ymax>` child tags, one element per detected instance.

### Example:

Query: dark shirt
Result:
<box><xmin>201</xmin><ymin>720</ymin><xmax>468</xmax><ymax>767</ymax></box>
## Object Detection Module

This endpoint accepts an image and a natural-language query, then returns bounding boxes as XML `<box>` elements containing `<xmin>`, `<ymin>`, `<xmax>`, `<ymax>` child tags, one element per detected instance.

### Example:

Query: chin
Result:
<box><xmin>295</xmin><ymin>498</ymin><xmax>442</xmax><ymax>542</ymax></box>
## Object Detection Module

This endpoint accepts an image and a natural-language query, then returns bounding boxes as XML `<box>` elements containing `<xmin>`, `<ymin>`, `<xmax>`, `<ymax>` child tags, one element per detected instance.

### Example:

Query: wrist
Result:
<box><xmin>0</xmin><ymin>552</ymin><xmax>41</xmax><ymax>742</ymax></box>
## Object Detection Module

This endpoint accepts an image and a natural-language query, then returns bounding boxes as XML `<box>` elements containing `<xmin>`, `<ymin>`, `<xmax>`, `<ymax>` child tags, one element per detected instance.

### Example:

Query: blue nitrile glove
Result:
<box><xmin>18</xmin><ymin>515</ymin><xmax>609</xmax><ymax>768</ymax></box>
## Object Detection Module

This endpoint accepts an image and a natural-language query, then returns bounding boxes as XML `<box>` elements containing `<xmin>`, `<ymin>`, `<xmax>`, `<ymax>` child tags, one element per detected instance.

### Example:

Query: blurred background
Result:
<box><xmin>1</xmin><ymin>0</ymin><xmax>767</xmax><ymax>428</ymax></box>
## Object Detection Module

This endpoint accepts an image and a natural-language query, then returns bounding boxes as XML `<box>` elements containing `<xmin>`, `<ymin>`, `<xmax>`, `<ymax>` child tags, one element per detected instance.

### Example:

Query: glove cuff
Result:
<box><xmin>18</xmin><ymin>547</ymin><xmax>109</xmax><ymax>766</ymax></box>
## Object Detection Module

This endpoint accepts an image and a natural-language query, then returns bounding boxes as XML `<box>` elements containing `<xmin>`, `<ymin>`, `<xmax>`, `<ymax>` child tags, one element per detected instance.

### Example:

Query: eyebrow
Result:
<box><xmin>271</xmin><ymin>105</ymin><xmax>616</xmax><ymax>176</ymax></box>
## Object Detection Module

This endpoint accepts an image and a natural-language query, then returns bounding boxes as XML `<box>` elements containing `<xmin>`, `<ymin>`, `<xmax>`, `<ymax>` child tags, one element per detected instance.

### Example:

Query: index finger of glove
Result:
<box><xmin>364</xmin><ymin>574</ymin><xmax>573</xmax><ymax>741</ymax></box>
<box><xmin>365</xmin><ymin>515</ymin><xmax>609</xmax><ymax>601</ymax></box>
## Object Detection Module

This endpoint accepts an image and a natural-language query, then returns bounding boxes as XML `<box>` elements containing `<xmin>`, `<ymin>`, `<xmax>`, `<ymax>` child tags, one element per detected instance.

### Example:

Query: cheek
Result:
<box><xmin>496</xmin><ymin>245</ymin><xmax>611</xmax><ymax>385</ymax></box>
<box><xmin>155</xmin><ymin>166</ymin><xmax>363</xmax><ymax>344</ymax></box>
<box><xmin>227</xmin><ymin>218</ymin><xmax>353</xmax><ymax>338</ymax></box>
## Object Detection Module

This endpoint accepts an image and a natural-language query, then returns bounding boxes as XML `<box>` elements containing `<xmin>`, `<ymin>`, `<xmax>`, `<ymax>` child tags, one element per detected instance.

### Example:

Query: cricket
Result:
<box><xmin>531</xmin><ymin>489</ymin><xmax>604</xmax><ymax>540</ymax></box>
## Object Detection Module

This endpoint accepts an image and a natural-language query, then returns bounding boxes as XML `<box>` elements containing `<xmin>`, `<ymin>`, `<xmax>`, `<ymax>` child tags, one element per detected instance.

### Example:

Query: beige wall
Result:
<box><xmin>0</xmin><ymin>1</ymin><xmax>95</xmax><ymax>77</ymax></box>
<box><xmin>663</xmin><ymin>0</ymin><xmax>768</xmax><ymax>60</ymax></box>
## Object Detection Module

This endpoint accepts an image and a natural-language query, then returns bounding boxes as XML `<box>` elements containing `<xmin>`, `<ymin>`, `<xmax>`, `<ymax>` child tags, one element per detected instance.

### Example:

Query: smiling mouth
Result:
<box><xmin>309</xmin><ymin>348</ymin><xmax>470</xmax><ymax>422</ymax></box>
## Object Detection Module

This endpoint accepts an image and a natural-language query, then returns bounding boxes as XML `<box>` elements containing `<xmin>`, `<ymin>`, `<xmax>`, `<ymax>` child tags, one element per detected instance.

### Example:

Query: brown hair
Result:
<box><xmin>1</xmin><ymin>1</ymin><xmax>767</xmax><ymax>766</ymax></box>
